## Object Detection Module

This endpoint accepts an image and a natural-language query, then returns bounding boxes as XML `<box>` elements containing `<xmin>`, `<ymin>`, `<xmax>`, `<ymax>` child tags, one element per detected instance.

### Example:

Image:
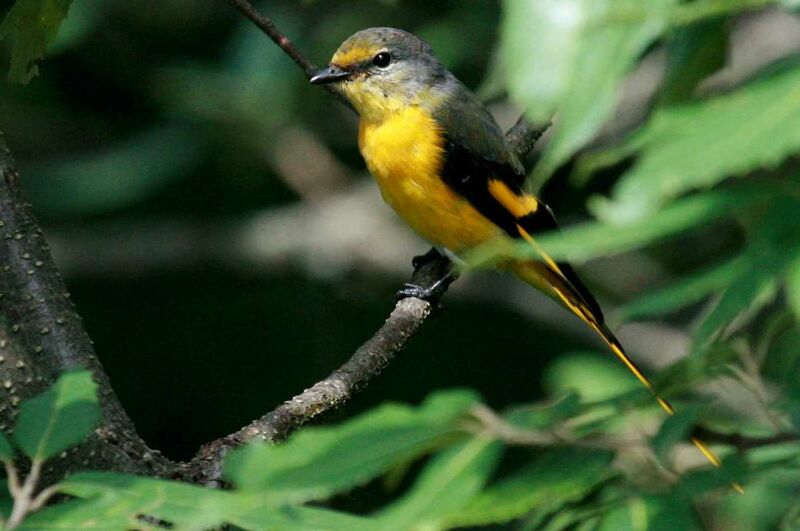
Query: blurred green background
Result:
<box><xmin>4</xmin><ymin>0</ymin><xmax>800</xmax><ymax>529</ymax></box>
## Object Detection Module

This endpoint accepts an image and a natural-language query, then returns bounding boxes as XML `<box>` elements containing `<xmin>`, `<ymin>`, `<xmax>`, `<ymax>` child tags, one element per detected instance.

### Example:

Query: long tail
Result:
<box><xmin>511</xmin><ymin>225</ymin><xmax>734</xmax><ymax>484</ymax></box>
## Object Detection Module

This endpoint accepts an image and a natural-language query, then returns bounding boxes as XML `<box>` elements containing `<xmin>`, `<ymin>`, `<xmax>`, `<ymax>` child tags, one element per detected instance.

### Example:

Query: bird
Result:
<box><xmin>310</xmin><ymin>27</ymin><xmax>724</xmax><ymax>473</ymax></box>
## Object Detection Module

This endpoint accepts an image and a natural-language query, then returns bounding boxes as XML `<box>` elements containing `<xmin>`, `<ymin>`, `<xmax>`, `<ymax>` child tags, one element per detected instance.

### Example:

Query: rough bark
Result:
<box><xmin>0</xmin><ymin>133</ymin><xmax>173</xmax><ymax>479</ymax></box>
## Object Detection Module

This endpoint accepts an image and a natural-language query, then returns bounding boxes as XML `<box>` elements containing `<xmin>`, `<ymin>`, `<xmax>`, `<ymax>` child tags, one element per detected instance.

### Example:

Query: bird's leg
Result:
<box><xmin>396</xmin><ymin>247</ymin><xmax>458</xmax><ymax>302</ymax></box>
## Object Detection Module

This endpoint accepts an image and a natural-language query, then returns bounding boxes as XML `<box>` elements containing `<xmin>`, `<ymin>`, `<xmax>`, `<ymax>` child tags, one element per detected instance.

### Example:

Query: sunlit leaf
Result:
<box><xmin>0</xmin><ymin>0</ymin><xmax>74</xmax><ymax>83</ymax></box>
<box><xmin>56</xmin><ymin>472</ymin><xmax>230</xmax><ymax>529</ymax></box>
<box><xmin>671</xmin><ymin>0</ymin><xmax>783</xmax><ymax>26</ymax></box>
<box><xmin>43</xmin><ymin>472</ymin><xmax>373</xmax><ymax>531</ymax></box>
<box><xmin>502</xmin><ymin>0</ymin><xmax>676</xmax><ymax>186</ymax></box>
<box><xmin>545</xmin><ymin>352</ymin><xmax>640</xmax><ymax>402</ymax></box>
<box><xmin>464</xmin><ymin>186</ymin><xmax>768</xmax><ymax>269</ymax></box>
<box><xmin>449</xmin><ymin>448</ymin><xmax>613</xmax><ymax>528</ymax></box>
<box><xmin>594</xmin><ymin>65</ymin><xmax>800</xmax><ymax>222</ymax></box>
<box><xmin>19</xmin><ymin>497</ymin><xmax>142</xmax><ymax>530</ymax></box>
<box><xmin>374</xmin><ymin>437</ymin><xmax>502</xmax><ymax>530</ymax></box>
<box><xmin>13</xmin><ymin>370</ymin><xmax>99</xmax><ymax>462</ymax></box>
<box><xmin>224</xmin><ymin>390</ymin><xmax>479</xmax><ymax>504</ymax></box>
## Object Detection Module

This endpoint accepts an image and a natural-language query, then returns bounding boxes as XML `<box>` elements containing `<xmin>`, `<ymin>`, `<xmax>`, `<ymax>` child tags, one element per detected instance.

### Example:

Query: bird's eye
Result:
<box><xmin>372</xmin><ymin>52</ymin><xmax>391</xmax><ymax>68</ymax></box>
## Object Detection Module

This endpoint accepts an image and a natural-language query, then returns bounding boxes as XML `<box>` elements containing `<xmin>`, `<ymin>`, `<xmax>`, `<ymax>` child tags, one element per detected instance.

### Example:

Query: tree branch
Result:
<box><xmin>226</xmin><ymin>0</ymin><xmax>316</xmax><ymax>76</ymax></box>
<box><xmin>187</xmin><ymin>250</ymin><xmax>452</xmax><ymax>483</ymax></box>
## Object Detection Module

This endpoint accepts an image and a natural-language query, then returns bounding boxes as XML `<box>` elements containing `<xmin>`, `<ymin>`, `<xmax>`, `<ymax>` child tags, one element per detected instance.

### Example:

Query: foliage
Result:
<box><xmin>2</xmin><ymin>0</ymin><xmax>800</xmax><ymax>529</ymax></box>
<box><xmin>12</xmin><ymin>371</ymin><xmax>99</xmax><ymax>462</ymax></box>
<box><xmin>0</xmin><ymin>382</ymin><xmax>611</xmax><ymax>530</ymax></box>
<box><xmin>0</xmin><ymin>0</ymin><xmax>74</xmax><ymax>83</ymax></box>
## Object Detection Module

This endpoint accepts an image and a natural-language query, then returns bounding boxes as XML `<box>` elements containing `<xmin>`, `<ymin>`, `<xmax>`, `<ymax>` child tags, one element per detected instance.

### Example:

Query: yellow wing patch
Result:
<box><xmin>488</xmin><ymin>179</ymin><xmax>538</xmax><ymax>218</ymax></box>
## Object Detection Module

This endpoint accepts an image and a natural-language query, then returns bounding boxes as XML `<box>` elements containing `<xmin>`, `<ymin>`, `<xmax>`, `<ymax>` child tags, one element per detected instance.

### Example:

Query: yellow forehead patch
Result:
<box><xmin>332</xmin><ymin>45</ymin><xmax>382</xmax><ymax>68</ymax></box>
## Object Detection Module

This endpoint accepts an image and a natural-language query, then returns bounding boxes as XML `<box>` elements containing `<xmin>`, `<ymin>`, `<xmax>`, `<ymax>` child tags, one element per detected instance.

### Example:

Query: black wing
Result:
<box><xmin>439</xmin><ymin>137</ymin><xmax>605</xmax><ymax>322</ymax></box>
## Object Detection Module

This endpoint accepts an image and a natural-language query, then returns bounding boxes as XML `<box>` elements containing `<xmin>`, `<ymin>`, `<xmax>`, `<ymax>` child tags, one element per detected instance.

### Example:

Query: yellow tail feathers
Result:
<box><xmin>512</xmin><ymin>225</ymin><xmax>740</xmax><ymax>490</ymax></box>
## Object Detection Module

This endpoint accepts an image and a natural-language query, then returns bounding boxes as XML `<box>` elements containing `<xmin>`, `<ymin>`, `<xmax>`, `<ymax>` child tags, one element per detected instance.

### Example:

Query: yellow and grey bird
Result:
<box><xmin>311</xmin><ymin>27</ymin><xmax>723</xmax><ymax>471</ymax></box>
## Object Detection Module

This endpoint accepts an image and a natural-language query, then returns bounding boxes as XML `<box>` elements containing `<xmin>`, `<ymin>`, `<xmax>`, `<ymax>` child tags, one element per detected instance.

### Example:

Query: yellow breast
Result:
<box><xmin>358</xmin><ymin>106</ymin><xmax>500</xmax><ymax>253</ymax></box>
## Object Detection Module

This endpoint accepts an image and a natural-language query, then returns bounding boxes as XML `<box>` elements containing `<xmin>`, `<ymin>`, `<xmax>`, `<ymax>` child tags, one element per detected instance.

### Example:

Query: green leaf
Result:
<box><xmin>617</xmin><ymin>256</ymin><xmax>748</xmax><ymax>322</ymax></box>
<box><xmin>595</xmin><ymin>65</ymin><xmax>800</xmax><ymax>222</ymax></box>
<box><xmin>464</xmin><ymin>186</ymin><xmax>768</xmax><ymax>269</ymax></box>
<box><xmin>694</xmin><ymin>198</ymin><xmax>800</xmax><ymax>346</ymax></box>
<box><xmin>0</xmin><ymin>431</ymin><xmax>14</xmax><ymax>462</ymax></box>
<box><xmin>502</xmin><ymin>0</ymin><xmax>676</xmax><ymax>186</ymax></box>
<box><xmin>693</xmin><ymin>260</ymin><xmax>779</xmax><ymax>347</ymax></box>
<box><xmin>545</xmin><ymin>352</ymin><xmax>640</xmax><ymax>402</ymax></box>
<box><xmin>13</xmin><ymin>370</ymin><xmax>100</xmax><ymax>462</ymax></box>
<box><xmin>224</xmin><ymin>390</ymin><xmax>479</xmax><ymax>504</ymax></box>
<box><xmin>375</xmin><ymin>437</ymin><xmax>502</xmax><ymax>530</ymax></box>
<box><xmin>228</xmin><ymin>505</ymin><xmax>374</xmax><ymax>531</ymax></box>
<box><xmin>671</xmin><ymin>0</ymin><xmax>782</xmax><ymax>27</ymax></box>
<box><xmin>0</xmin><ymin>0</ymin><xmax>74</xmax><ymax>84</ymax></box>
<box><xmin>674</xmin><ymin>454</ymin><xmax>747</xmax><ymax>497</ymax></box>
<box><xmin>597</xmin><ymin>495</ymin><xmax>702</xmax><ymax>531</ymax></box>
<box><xmin>651</xmin><ymin>406</ymin><xmax>702</xmax><ymax>463</ymax></box>
<box><xmin>39</xmin><ymin>471</ymin><xmax>374</xmax><ymax>531</ymax></box>
<box><xmin>503</xmin><ymin>393</ymin><xmax>584</xmax><ymax>431</ymax></box>
<box><xmin>650</xmin><ymin>343</ymin><xmax>739</xmax><ymax>397</ymax></box>
<box><xmin>19</xmin><ymin>497</ymin><xmax>142</xmax><ymax>530</ymax></box>
<box><xmin>660</xmin><ymin>18</ymin><xmax>728</xmax><ymax>104</ymax></box>
<box><xmin>56</xmin><ymin>472</ymin><xmax>230</xmax><ymax>529</ymax></box>
<box><xmin>449</xmin><ymin>448</ymin><xmax>613</xmax><ymax>528</ymax></box>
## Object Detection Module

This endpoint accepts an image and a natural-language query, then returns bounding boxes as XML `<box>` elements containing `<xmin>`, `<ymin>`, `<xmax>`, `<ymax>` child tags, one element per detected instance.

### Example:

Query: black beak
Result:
<box><xmin>310</xmin><ymin>65</ymin><xmax>350</xmax><ymax>85</ymax></box>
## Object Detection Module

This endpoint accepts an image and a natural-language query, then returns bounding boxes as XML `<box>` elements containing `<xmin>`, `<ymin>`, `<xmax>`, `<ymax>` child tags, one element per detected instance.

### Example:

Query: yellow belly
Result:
<box><xmin>358</xmin><ymin>106</ymin><xmax>500</xmax><ymax>253</ymax></box>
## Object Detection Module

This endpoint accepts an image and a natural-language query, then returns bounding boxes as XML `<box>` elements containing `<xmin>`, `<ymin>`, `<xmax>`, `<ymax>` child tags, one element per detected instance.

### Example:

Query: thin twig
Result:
<box><xmin>224</xmin><ymin>0</ymin><xmax>351</xmax><ymax>108</ymax></box>
<box><xmin>6</xmin><ymin>459</ymin><xmax>42</xmax><ymax>529</ymax></box>
<box><xmin>226</xmin><ymin>0</ymin><xmax>315</xmax><ymax>76</ymax></box>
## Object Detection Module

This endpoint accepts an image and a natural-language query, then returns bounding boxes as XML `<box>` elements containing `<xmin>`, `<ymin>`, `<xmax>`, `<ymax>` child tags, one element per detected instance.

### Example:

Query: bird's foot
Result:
<box><xmin>395</xmin><ymin>272</ymin><xmax>458</xmax><ymax>302</ymax></box>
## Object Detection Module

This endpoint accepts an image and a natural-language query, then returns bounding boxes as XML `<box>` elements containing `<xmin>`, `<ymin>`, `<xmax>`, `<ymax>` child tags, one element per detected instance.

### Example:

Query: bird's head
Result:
<box><xmin>311</xmin><ymin>27</ymin><xmax>446</xmax><ymax>120</ymax></box>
